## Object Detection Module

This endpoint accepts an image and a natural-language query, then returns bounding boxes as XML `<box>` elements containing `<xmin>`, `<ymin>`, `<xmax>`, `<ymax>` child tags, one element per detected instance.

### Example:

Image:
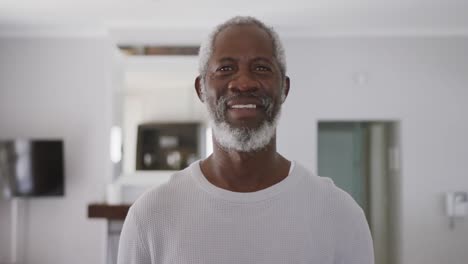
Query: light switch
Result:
<box><xmin>446</xmin><ymin>191</ymin><xmax>468</xmax><ymax>229</ymax></box>
<box><xmin>446</xmin><ymin>191</ymin><xmax>468</xmax><ymax>217</ymax></box>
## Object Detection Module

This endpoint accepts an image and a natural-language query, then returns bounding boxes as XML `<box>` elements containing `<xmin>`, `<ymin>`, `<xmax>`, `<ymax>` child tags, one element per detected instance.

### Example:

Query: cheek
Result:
<box><xmin>204</xmin><ymin>92</ymin><xmax>222</xmax><ymax>112</ymax></box>
<box><xmin>262</xmin><ymin>79</ymin><xmax>283</xmax><ymax>97</ymax></box>
<box><xmin>208</xmin><ymin>72</ymin><xmax>234</xmax><ymax>89</ymax></box>
<box><xmin>204</xmin><ymin>85</ymin><xmax>227</xmax><ymax>105</ymax></box>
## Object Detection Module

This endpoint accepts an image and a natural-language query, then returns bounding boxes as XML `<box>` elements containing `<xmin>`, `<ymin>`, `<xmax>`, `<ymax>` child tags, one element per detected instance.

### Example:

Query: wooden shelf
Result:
<box><xmin>88</xmin><ymin>203</ymin><xmax>131</xmax><ymax>220</ymax></box>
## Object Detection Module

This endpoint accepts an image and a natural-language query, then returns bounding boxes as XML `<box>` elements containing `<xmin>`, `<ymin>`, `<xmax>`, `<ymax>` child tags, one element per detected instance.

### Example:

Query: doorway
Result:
<box><xmin>318</xmin><ymin>121</ymin><xmax>401</xmax><ymax>264</ymax></box>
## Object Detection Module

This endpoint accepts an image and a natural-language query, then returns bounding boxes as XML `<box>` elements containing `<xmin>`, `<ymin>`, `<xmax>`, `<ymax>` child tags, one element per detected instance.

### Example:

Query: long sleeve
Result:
<box><xmin>117</xmin><ymin>207</ymin><xmax>151</xmax><ymax>264</ymax></box>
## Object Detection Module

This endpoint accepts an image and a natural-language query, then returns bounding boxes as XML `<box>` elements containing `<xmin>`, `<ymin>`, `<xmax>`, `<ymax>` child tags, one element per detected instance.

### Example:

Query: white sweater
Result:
<box><xmin>117</xmin><ymin>161</ymin><xmax>374</xmax><ymax>264</ymax></box>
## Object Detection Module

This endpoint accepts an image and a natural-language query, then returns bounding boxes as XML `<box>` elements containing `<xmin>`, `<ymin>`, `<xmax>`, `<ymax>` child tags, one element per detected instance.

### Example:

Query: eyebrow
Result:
<box><xmin>251</xmin><ymin>57</ymin><xmax>274</xmax><ymax>64</ymax></box>
<box><xmin>216</xmin><ymin>57</ymin><xmax>236</xmax><ymax>63</ymax></box>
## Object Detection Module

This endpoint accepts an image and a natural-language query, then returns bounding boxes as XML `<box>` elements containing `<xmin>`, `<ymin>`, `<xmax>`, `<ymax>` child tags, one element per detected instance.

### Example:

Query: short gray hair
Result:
<box><xmin>198</xmin><ymin>16</ymin><xmax>287</xmax><ymax>80</ymax></box>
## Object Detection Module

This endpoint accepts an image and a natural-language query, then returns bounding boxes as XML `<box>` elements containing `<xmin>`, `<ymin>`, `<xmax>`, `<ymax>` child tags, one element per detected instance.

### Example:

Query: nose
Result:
<box><xmin>227</xmin><ymin>70</ymin><xmax>259</xmax><ymax>93</ymax></box>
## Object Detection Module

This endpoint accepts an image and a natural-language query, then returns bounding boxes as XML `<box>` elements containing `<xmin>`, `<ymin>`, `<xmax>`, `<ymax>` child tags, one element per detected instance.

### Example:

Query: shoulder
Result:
<box><xmin>292</xmin><ymin>162</ymin><xmax>336</xmax><ymax>191</ymax></box>
<box><xmin>293</xmin><ymin>162</ymin><xmax>365</xmax><ymax>219</ymax></box>
<box><xmin>289</xmin><ymin>163</ymin><xmax>373</xmax><ymax>263</ymax></box>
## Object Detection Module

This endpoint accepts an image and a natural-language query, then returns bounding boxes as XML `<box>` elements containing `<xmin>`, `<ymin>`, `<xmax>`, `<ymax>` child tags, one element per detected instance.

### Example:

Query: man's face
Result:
<box><xmin>197</xmin><ymin>25</ymin><xmax>289</xmax><ymax>152</ymax></box>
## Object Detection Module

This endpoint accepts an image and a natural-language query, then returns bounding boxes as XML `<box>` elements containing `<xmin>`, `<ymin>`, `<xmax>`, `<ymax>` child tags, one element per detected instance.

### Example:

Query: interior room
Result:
<box><xmin>1</xmin><ymin>1</ymin><xmax>467</xmax><ymax>264</ymax></box>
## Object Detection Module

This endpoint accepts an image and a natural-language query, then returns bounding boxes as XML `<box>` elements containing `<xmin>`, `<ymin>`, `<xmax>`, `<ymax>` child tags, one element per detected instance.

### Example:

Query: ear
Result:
<box><xmin>281</xmin><ymin>76</ymin><xmax>290</xmax><ymax>103</ymax></box>
<box><xmin>194</xmin><ymin>76</ymin><xmax>204</xmax><ymax>102</ymax></box>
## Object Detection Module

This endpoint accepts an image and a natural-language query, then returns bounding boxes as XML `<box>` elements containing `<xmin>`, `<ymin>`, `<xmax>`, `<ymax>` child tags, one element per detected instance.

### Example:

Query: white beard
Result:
<box><xmin>208</xmin><ymin>110</ymin><xmax>281</xmax><ymax>152</ymax></box>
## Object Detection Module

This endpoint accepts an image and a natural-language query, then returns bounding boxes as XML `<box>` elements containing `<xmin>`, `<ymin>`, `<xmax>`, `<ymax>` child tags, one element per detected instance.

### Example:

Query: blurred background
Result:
<box><xmin>1</xmin><ymin>1</ymin><xmax>467</xmax><ymax>264</ymax></box>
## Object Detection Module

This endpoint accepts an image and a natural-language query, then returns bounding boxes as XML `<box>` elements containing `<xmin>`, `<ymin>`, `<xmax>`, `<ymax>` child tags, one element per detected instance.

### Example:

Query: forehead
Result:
<box><xmin>211</xmin><ymin>25</ymin><xmax>275</xmax><ymax>60</ymax></box>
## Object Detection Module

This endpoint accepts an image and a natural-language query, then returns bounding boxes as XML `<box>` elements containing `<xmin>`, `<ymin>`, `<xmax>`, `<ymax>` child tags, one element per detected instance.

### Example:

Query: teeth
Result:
<box><xmin>231</xmin><ymin>104</ymin><xmax>257</xmax><ymax>109</ymax></box>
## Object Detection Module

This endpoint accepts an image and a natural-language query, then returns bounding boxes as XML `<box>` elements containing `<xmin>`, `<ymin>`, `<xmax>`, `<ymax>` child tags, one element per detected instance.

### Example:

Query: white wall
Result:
<box><xmin>278</xmin><ymin>37</ymin><xmax>468</xmax><ymax>264</ymax></box>
<box><xmin>0</xmin><ymin>32</ymin><xmax>115</xmax><ymax>264</ymax></box>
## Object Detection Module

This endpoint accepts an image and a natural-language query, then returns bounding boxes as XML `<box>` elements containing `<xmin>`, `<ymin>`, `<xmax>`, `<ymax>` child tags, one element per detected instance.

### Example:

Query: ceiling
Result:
<box><xmin>1</xmin><ymin>0</ymin><xmax>468</xmax><ymax>43</ymax></box>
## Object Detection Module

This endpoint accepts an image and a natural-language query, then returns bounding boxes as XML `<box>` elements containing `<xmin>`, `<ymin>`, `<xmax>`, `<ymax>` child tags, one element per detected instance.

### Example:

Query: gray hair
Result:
<box><xmin>198</xmin><ymin>16</ymin><xmax>287</xmax><ymax>80</ymax></box>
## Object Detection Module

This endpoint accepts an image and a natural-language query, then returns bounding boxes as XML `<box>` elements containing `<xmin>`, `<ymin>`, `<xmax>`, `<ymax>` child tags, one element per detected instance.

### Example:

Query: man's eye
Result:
<box><xmin>218</xmin><ymin>66</ymin><xmax>233</xmax><ymax>72</ymax></box>
<box><xmin>255</xmin><ymin>65</ymin><xmax>271</xmax><ymax>72</ymax></box>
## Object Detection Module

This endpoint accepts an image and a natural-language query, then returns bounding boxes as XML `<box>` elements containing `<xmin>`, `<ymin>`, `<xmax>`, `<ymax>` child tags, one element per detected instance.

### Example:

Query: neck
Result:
<box><xmin>200</xmin><ymin>135</ymin><xmax>290</xmax><ymax>192</ymax></box>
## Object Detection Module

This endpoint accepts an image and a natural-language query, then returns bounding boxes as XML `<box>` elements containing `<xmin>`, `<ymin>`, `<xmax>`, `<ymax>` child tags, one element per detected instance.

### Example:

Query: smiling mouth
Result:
<box><xmin>230</xmin><ymin>104</ymin><xmax>257</xmax><ymax>109</ymax></box>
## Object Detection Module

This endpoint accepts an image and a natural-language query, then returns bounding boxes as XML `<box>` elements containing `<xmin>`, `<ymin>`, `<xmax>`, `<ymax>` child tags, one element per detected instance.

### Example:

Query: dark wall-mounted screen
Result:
<box><xmin>0</xmin><ymin>140</ymin><xmax>64</xmax><ymax>198</ymax></box>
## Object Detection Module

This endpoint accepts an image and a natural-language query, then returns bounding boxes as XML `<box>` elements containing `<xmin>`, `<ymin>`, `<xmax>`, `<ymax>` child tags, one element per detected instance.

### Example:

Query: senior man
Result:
<box><xmin>118</xmin><ymin>16</ymin><xmax>374</xmax><ymax>264</ymax></box>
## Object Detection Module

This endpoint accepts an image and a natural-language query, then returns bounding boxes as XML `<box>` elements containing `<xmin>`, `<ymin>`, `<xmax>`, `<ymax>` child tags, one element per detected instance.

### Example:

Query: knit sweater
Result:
<box><xmin>117</xmin><ymin>161</ymin><xmax>374</xmax><ymax>264</ymax></box>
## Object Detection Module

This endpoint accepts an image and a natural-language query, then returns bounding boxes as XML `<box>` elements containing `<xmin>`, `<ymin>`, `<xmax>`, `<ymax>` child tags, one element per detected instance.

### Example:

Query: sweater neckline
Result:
<box><xmin>190</xmin><ymin>160</ymin><xmax>299</xmax><ymax>203</ymax></box>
